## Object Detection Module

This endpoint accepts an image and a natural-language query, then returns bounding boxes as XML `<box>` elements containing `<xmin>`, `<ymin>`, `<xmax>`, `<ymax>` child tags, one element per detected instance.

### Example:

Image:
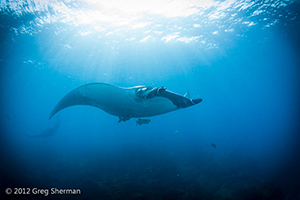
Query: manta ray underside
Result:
<box><xmin>49</xmin><ymin>83</ymin><xmax>202</xmax><ymax>122</ymax></box>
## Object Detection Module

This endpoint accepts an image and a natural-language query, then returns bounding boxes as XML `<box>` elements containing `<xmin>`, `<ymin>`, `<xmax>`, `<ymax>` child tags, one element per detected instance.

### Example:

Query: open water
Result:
<box><xmin>1</xmin><ymin>0</ymin><xmax>300</xmax><ymax>199</ymax></box>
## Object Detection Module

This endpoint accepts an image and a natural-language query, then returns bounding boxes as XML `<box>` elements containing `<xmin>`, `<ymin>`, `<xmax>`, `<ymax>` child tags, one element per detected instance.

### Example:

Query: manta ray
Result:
<box><xmin>49</xmin><ymin>83</ymin><xmax>202</xmax><ymax>122</ymax></box>
<box><xmin>23</xmin><ymin>116</ymin><xmax>60</xmax><ymax>137</ymax></box>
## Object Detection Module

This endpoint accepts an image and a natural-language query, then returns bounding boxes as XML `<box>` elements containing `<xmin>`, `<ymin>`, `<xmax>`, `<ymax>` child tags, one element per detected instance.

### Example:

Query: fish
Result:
<box><xmin>136</xmin><ymin>118</ymin><xmax>151</xmax><ymax>126</ymax></box>
<box><xmin>49</xmin><ymin>83</ymin><xmax>202</xmax><ymax>122</ymax></box>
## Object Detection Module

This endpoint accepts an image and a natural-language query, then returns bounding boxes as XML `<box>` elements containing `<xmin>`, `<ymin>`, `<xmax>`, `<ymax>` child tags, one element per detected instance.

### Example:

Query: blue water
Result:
<box><xmin>1</xmin><ymin>0</ymin><xmax>300</xmax><ymax>199</ymax></box>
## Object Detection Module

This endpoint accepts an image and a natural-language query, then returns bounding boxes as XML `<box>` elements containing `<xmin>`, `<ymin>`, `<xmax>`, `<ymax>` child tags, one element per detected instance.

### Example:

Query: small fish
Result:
<box><xmin>175</xmin><ymin>130</ymin><xmax>179</xmax><ymax>134</ymax></box>
<box><xmin>211</xmin><ymin>143</ymin><xmax>217</xmax><ymax>148</ymax></box>
<box><xmin>136</xmin><ymin>118</ymin><xmax>151</xmax><ymax>126</ymax></box>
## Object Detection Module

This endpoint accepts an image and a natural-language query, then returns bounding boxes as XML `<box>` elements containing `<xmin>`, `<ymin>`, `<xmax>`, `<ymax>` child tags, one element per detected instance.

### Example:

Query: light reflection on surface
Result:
<box><xmin>0</xmin><ymin>0</ymin><xmax>298</xmax><ymax>48</ymax></box>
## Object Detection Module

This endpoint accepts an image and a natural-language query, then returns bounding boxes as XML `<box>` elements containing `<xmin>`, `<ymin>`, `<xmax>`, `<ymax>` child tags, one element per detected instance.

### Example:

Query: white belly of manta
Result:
<box><xmin>49</xmin><ymin>83</ymin><xmax>202</xmax><ymax>122</ymax></box>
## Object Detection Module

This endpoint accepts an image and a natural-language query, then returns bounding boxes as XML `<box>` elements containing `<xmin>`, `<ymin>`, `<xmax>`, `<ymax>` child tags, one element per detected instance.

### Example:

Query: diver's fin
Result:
<box><xmin>184</xmin><ymin>90</ymin><xmax>190</xmax><ymax>98</ymax></box>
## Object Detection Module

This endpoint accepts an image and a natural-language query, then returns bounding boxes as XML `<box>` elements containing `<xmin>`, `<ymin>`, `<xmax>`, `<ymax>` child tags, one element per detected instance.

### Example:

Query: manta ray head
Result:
<box><xmin>135</xmin><ymin>86</ymin><xmax>166</xmax><ymax>100</ymax></box>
